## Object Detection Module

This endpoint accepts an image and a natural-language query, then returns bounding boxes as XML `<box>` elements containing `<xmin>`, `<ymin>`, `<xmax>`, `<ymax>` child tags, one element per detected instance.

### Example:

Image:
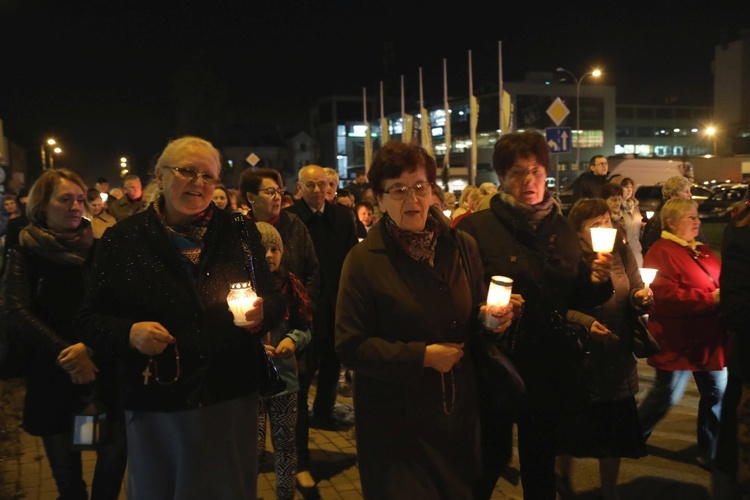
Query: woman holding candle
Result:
<box><xmin>456</xmin><ymin>130</ymin><xmax>614</xmax><ymax>500</ymax></box>
<box><xmin>335</xmin><ymin>141</ymin><xmax>517</xmax><ymax>499</ymax></box>
<box><xmin>638</xmin><ymin>197</ymin><xmax>728</xmax><ymax>472</ymax></box>
<box><xmin>557</xmin><ymin>198</ymin><xmax>652</xmax><ymax>500</ymax></box>
<box><xmin>75</xmin><ymin>136</ymin><xmax>286</xmax><ymax>499</ymax></box>
<box><xmin>4</xmin><ymin>168</ymin><xmax>127</xmax><ymax>499</ymax></box>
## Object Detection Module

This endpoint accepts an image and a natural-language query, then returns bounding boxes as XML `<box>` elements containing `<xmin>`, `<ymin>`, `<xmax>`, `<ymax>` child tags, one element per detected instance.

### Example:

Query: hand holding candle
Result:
<box><xmin>590</xmin><ymin>227</ymin><xmax>617</xmax><ymax>254</ymax></box>
<box><xmin>484</xmin><ymin>276</ymin><xmax>513</xmax><ymax>329</ymax></box>
<box><xmin>227</xmin><ymin>282</ymin><xmax>259</xmax><ymax>327</ymax></box>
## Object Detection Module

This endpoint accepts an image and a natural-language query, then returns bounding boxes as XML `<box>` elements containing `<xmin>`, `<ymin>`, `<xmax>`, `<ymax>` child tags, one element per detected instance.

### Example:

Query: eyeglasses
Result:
<box><xmin>384</xmin><ymin>182</ymin><xmax>432</xmax><ymax>200</ymax></box>
<box><xmin>259</xmin><ymin>187</ymin><xmax>284</xmax><ymax>197</ymax></box>
<box><xmin>303</xmin><ymin>181</ymin><xmax>329</xmax><ymax>191</ymax></box>
<box><xmin>507</xmin><ymin>165</ymin><xmax>546</xmax><ymax>181</ymax></box>
<box><xmin>163</xmin><ymin>166</ymin><xmax>219</xmax><ymax>185</ymax></box>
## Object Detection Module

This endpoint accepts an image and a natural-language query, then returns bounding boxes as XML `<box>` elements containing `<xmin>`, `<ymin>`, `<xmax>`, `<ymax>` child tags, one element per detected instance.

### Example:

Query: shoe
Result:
<box><xmin>309</xmin><ymin>413</ymin><xmax>350</xmax><ymax>431</ymax></box>
<box><xmin>696</xmin><ymin>455</ymin><xmax>714</xmax><ymax>471</ymax></box>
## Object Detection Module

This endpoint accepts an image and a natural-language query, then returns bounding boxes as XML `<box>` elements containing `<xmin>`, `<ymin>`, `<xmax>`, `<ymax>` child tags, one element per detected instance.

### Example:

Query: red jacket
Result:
<box><xmin>644</xmin><ymin>238</ymin><xmax>728</xmax><ymax>371</ymax></box>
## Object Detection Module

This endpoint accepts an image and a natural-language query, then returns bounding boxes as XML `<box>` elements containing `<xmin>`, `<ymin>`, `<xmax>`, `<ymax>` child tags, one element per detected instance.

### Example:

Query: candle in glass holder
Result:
<box><xmin>639</xmin><ymin>267</ymin><xmax>657</xmax><ymax>291</ymax></box>
<box><xmin>484</xmin><ymin>276</ymin><xmax>513</xmax><ymax>329</ymax></box>
<box><xmin>590</xmin><ymin>227</ymin><xmax>617</xmax><ymax>253</ymax></box>
<box><xmin>227</xmin><ymin>282</ymin><xmax>258</xmax><ymax>327</ymax></box>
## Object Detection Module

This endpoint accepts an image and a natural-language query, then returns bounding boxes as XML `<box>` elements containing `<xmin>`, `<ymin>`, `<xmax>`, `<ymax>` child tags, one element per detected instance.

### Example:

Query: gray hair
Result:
<box><xmin>661</xmin><ymin>175</ymin><xmax>691</xmax><ymax>199</ymax></box>
<box><xmin>661</xmin><ymin>197</ymin><xmax>697</xmax><ymax>232</ymax></box>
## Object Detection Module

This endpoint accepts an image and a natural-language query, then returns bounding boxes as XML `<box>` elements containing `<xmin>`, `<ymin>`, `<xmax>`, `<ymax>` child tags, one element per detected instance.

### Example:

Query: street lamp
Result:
<box><xmin>706</xmin><ymin>126</ymin><xmax>717</xmax><ymax>155</ymax></box>
<box><xmin>556</xmin><ymin>67</ymin><xmax>602</xmax><ymax>170</ymax></box>
<box><xmin>40</xmin><ymin>138</ymin><xmax>57</xmax><ymax>170</ymax></box>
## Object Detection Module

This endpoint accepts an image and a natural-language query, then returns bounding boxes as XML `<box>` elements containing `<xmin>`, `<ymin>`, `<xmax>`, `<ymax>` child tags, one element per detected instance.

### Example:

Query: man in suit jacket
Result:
<box><xmin>286</xmin><ymin>165</ymin><xmax>359</xmax><ymax>431</ymax></box>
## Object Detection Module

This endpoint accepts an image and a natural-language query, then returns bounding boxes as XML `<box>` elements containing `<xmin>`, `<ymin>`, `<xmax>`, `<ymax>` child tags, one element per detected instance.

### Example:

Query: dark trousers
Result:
<box><xmin>42</xmin><ymin>416</ymin><xmax>127</xmax><ymax>500</ymax></box>
<box><xmin>296</xmin><ymin>369</ymin><xmax>313</xmax><ymax>470</ymax></box>
<box><xmin>516</xmin><ymin>409</ymin><xmax>561</xmax><ymax>500</ymax></box>
<box><xmin>312</xmin><ymin>332</ymin><xmax>341</xmax><ymax>419</ymax></box>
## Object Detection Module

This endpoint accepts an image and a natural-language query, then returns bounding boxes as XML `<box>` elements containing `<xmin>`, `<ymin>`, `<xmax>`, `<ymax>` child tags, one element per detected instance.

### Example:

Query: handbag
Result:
<box><xmin>549</xmin><ymin>310</ymin><xmax>595</xmax><ymax>409</ymax></box>
<box><xmin>233</xmin><ymin>213</ymin><xmax>287</xmax><ymax>398</ymax></box>
<box><xmin>631</xmin><ymin>313</ymin><xmax>660</xmax><ymax>358</ymax></box>
<box><xmin>454</xmin><ymin>229</ymin><xmax>526</xmax><ymax>415</ymax></box>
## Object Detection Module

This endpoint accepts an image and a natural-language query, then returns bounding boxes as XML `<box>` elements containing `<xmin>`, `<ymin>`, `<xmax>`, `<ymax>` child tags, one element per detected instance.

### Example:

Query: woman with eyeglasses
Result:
<box><xmin>638</xmin><ymin>197</ymin><xmax>728</xmax><ymax>472</ymax></box>
<box><xmin>456</xmin><ymin>130</ymin><xmax>613</xmax><ymax>499</ymax></box>
<box><xmin>240</xmin><ymin>167</ymin><xmax>321</xmax><ymax>496</ymax></box>
<box><xmin>335</xmin><ymin>141</ymin><xmax>518</xmax><ymax>498</ymax></box>
<box><xmin>75</xmin><ymin>136</ymin><xmax>287</xmax><ymax>499</ymax></box>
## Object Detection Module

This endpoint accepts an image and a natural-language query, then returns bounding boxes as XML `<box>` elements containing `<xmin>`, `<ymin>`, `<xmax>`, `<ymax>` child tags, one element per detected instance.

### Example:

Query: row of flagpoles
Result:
<box><xmin>362</xmin><ymin>41</ymin><xmax>512</xmax><ymax>187</ymax></box>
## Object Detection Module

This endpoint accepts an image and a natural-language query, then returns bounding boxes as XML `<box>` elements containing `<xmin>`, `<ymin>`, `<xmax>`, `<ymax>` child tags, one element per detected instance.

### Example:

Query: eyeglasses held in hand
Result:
<box><xmin>384</xmin><ymin>182</ymin><xmax>432</xmax><ymax>200</ymax></box>
<box><xmin>163</xmin><ymin>166</ymin><xmax>220</xmax><ymax>185</ymax></box>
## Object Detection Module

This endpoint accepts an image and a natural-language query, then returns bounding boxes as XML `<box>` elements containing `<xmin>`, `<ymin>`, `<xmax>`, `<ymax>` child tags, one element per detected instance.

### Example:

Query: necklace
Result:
<box><xmin>441</xmin><ymin>369</ymin><xmax>456</xmax><ymax>416</ymax></box>
<box><xmin>142</xmin><ymin>342</ymin><xmax>181</xmax><ymax>386</ymax></box>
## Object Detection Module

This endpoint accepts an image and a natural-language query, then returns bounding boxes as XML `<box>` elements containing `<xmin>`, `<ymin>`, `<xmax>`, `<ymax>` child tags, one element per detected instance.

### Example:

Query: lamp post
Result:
<box><xmin>40</xmin><ymin>138</ymin><xmax>62</xmax><ymax>170</ymax></box>
<box><xmin>556</xmin><ymin>67</ymin><xmax>602</xmax><ymax>170</ymax></box>
<box><xmin>706</xmin><ymin>126</ymin><xmax>717</xmax><ymax>155</ymax></box>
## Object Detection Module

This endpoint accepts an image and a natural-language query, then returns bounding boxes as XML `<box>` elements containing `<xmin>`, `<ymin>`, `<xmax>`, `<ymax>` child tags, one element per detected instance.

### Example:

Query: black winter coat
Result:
<box><xmin>75</xmin><ymin>205</ymin><xmax>286</xmax><ymax>412</ymax></box>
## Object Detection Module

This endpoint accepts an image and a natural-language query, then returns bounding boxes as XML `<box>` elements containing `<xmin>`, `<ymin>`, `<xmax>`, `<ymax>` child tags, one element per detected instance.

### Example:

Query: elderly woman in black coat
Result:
<box><xmin>335</xmin><ymin>141</ymin><xmax>517</xmax><ymax>499</ymax></box>
<box><xmin>456</xmin><ymin>129</ymin><xmax>613</xmax><ymax>499</ymax></box>
<box><xmin>75</xmin><ymin>136</ymin><xmax>286</xmax><ymax>499</ymax></box>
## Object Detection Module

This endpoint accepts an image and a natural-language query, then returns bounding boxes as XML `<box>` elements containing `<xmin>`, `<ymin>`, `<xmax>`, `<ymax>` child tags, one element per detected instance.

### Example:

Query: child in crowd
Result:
<box><xmin>255</xmin><ymin>222</ymin><xmax>313</xmax><ymax>500</ymax></box>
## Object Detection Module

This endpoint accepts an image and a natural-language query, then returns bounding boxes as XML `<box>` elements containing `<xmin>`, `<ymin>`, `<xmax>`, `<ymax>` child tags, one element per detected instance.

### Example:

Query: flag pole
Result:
<box><xmin>442</xmin><ymin>58</ymin><xmax>451</xmax><ymax>187</ymax></box>
<box><xmin>401</xmin><ymin>75</ymin><xmax>406</xmax><ymax>143</ymax></box>
<box><xmin>498</xmin><ymin>40</ymin><xmax>504</xmax><ymax>135</ymax></box>
<box><xmin>363</xmin><ymin>86</ymin><xmax>372</xmax><ymax>173</ymax></box>
<box><xmin>380</xmin><ymin>81</ymin><xmax>389</xmax><ymax>144</ymax></box>
<box><xmin>469</xmin><ymin>49</ymin><xmax>477</xmax><ymax>186</ymax></box>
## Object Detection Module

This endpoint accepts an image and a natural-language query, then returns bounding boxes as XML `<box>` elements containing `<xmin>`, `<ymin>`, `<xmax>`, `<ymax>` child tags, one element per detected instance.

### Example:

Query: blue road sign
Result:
<box><xmin>545</xmin><ymin>127</ymin><xmax>572</xmax><ymax>154</ymax></box>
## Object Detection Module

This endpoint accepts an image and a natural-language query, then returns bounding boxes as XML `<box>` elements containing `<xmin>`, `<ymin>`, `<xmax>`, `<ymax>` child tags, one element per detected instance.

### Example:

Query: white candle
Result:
<box><xmin>646</xmin><ymin>210</ymin><xmax>655</xmax><ymax>220</ymax></box>
<box><xmin>484</xmin><ymin>276</ymin><xmax>513</xmax><ymax>328</ymax></box>
<box><xmin>639</xmin><ymin>267</ymin><xmax>657</xmax><ymax>291</ymax></box>
<box><xmin>79</xmin><ymin>419</ymin><xmax>94</xmax><ymax>445</ymax></box>
<box><xmin>227</xmin><ymin>282</ymin><xmax>258</xmax><ymax>327</ymax></box>
<box><xmin>590</xmin><ymin>227</ymin><xmax>617</xmax><ymax>253</ymax></box>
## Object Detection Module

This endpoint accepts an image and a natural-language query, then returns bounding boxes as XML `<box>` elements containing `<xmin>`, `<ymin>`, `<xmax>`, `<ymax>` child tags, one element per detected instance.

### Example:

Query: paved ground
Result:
<box><xmin>1</xmin><ymin>359</ymin><xmax>716</xmax><ymax>499</ymax></box>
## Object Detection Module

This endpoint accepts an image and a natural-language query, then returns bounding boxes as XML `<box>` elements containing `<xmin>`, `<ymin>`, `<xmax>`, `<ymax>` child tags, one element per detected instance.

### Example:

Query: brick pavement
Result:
<box><xmin>1</xmin><ymin>360</ymin><xmax>714</xmax><ymax>499</ymax></box>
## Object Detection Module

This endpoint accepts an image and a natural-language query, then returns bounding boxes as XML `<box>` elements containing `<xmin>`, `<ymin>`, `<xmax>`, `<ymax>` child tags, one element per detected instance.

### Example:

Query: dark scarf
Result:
<box><xmin>153</xmin><ymin>195</ymin><xmax>213</xmax><ymax>265</ymax></box>
<box><xmin>499</xmin><ymin>189</ymin><xmax>556</xmax><ymax>229</ymax></box>
<box><xmin>19</xmin><ymin>219</ymin><xmax>94</xmax><ymax>265</ymax></box>
<box><xmin>383</xmin><ymin>212</ymin><xmax>444</xmax><ymax>267</ymax></box>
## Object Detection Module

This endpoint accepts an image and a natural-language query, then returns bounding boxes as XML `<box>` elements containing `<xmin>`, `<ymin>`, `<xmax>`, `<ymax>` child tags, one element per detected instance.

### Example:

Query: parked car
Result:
<box><xmin>634</xmin><ymin>185</ymin><xmax>664</xmax><ymax>217</ymax></box>
<box><xmin>690</xmin><ymin>185</ymin><xmax>714</xmax><ymax>204</ymax></box>
<box><xmin>697</xmin><ymin>183</ymin><xmax>750</xmax><ymax>221</ymax></box>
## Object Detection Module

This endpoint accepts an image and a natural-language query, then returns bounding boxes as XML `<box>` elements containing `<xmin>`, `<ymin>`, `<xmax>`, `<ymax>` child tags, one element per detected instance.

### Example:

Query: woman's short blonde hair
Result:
<box><xmin>26</xmin><ymin>168</ymin><xmax>89</xmax><ymax>227</ymax></box>
<box><xmin>661</xmin><ymin>197</ymin><xmax>697</xmax><ymax>232</ymax></box>
<box><xmin>154</xmin><ymin>136</ymin><xmax>221</xmax><ymax>176</ymax></box>
<box><xmin>662</xmin><ymin>175</ymin><xmax>692</xmax><ymax>199</ymax></box>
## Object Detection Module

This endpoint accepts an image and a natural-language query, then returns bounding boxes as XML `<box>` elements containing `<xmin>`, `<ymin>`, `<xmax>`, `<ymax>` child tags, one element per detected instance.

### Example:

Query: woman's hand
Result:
<box><xmin>588</xmin><ymin>320</ymin><xmax>610</xmax><ymax>337</ymax></box>
<box><xmin>634</xmin><ymin>287</ymin><xmax>653</xmax><ymax>306</ymax></box>
<box><xmin>423</xmin><ymin>343</ymin><xmax>464</xmax><ymax>373</ymax></box>
<box><xmin>591</xmin><ymin>252</ymin><xmax>613</xmax><ymax>283</ymax></box>
<box><xmin>274</xmin><ymin>337</ymin><xmax>296</xmax><ymax>359</ymax></box>
<box><xmin>129</xmin><ymin>321</ymin><xmax>174</xmax><ymax>356</ymax></box>
<box><xmin>243</xmin><ymin>297</ymin><xmax>265</xmax><ymax>330</ymax></box>
<box><xmin>57</xmin><ymin>342</ymin><xmax>98</xmax><ymax>384</ymax></box>
<box><xmin>480</xmin><ymin>303</ymin><xmax>514</xmax><ymax>334</ymax></box>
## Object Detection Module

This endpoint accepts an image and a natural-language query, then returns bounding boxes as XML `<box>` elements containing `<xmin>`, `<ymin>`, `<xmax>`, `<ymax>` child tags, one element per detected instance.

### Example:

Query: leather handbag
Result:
<box><xmin>233</xmin><ymin>213</ymin><xmax>287</xmax><ymax>398</ymax></box>
<box><xmin>454</xmin><ymin>229</ymin><xmax>526</xmax><ymax>415</ymax></box>
<box><xmin>631</xmin><ymin>314</ymin><xmax>660</xmax><ymax>358</ymax></box>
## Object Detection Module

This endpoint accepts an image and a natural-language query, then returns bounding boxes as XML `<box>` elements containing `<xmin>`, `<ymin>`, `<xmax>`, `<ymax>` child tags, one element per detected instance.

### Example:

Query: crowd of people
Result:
<box><xmin>1</xmin><ymin>129</ymin><xmax>748</xmax><ymax>500</ymax></box>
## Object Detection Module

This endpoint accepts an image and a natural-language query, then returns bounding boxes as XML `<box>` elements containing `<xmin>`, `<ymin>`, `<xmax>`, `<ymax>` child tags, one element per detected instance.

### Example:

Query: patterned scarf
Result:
<box><xmin>623</xmin><ymin>197</ymin><xmax>637</xmax><ymax>216</ymax></box>
<box><xmin>19</xmin><ymin>218</ymin><xmax>94</xmax><ymax>266</ymax></box>
<box><xmin>499</xmin><ymin>189</ymin><xmax>556</xmax><ymax>229</ymax></box>
<box><xmin>383</xmin><ymin>212</ymin><xmax>444</xmax><ymax>267</ymax></box>
<box><xmin>153</xmin><ymin>195</ymin><xmax>213</xmax><ymax>265</ymax></box>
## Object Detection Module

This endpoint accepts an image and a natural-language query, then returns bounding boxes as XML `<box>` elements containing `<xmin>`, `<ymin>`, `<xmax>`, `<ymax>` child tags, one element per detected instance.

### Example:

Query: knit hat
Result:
<box><xmin>256</xmin><ymin>221</ymin><xmax>283</xmax><ymax>254</ymax></box>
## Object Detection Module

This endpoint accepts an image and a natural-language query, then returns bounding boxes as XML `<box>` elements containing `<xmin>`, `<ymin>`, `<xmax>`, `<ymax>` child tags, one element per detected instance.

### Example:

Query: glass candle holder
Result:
<box><xmin>590</xmin><ymin>227</ymin><xmax>617</xmax><ymax>253</ymax></box>
<box><xmin>484</xmin><ymin>276</ymin><xmax>513</xmax><ymax>329</ymax></box>
<box><xmin>227</xmin><ymin>282</ymin><xmax>258</xmax><ymax>327</ymax></box>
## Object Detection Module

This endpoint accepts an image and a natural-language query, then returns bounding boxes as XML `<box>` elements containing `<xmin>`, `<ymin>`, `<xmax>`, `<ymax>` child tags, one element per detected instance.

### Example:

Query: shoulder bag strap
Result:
<box><xmin>233</xmin><ymin>213</ymin><xmax>258</xmax><ymax>292</ymax></box>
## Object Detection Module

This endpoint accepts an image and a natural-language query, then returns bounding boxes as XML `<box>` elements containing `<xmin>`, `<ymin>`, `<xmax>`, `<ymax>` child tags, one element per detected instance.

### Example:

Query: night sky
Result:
<box><xmin>0</xmin><ymin>0</ymin><xmax>748</xmax><ymax>184</ymax></box>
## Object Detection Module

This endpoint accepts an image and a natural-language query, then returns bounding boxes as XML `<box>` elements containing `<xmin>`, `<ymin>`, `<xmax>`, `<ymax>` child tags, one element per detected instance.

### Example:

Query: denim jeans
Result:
<box><xmin>639</xmin><ymin>368</ymin><xmax>728</xmax><ymax>460</ymax></box>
